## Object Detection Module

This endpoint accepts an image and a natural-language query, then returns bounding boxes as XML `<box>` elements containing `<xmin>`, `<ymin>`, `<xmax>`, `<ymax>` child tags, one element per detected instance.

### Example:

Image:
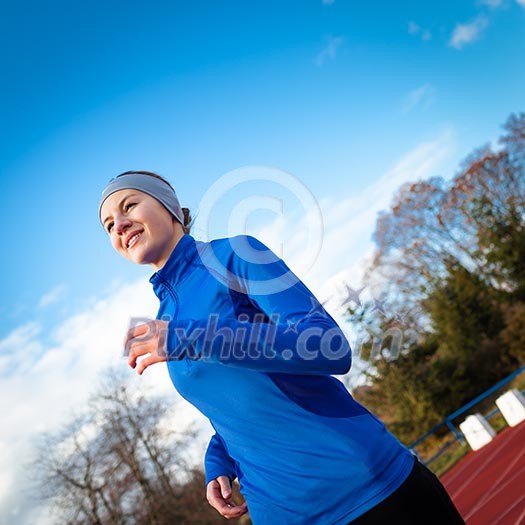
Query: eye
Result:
<box><xmin>106</xmin><ymin>222</ymin><xmax>114</xmax><ymax>234</ymax></box>
<box><xmin>124</xmin><ymin>202</ymin><xmax>136</xmax><ymax>212</ymax></box>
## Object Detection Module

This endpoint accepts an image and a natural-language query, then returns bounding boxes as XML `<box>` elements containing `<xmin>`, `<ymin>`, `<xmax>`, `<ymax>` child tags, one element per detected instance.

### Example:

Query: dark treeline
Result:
<box><xmin>350</xmin><ymin>112</ymin><xmax>525</xmax><ymax>444</ymax></box>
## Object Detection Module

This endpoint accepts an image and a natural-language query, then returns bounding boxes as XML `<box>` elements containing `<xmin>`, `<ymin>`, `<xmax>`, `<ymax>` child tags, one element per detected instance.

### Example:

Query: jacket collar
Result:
<box><xmin>149</xmin><ymin>233</ymin><xmax>199</xmax><ymax>291</ymax></box>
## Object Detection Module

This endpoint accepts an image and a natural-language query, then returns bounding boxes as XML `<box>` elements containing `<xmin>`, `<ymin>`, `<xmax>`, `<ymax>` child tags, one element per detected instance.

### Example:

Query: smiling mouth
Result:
<box><xmin>127</xmin><ymin>232</ymin><xmax>142</xmax><ymax>249</ymax></box>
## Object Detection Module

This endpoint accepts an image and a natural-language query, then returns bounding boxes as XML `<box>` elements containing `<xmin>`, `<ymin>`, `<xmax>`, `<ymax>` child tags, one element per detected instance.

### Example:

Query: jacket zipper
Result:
<box><xmin>156</xmin><ymin>275</ymin><xmax>195</xmax><ymax>373</ymax></box>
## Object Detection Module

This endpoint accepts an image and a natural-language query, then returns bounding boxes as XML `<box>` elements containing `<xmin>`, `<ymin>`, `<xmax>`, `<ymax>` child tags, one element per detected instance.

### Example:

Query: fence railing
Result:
<box><xmin>407</xmin><ymin>365</ymin><xmax>525</xmax><ymax>473</ymax></box>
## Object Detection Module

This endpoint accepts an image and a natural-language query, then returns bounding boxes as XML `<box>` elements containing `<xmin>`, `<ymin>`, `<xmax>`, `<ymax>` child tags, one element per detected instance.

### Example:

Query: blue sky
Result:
<box><xmin>0</xmin><ymin>0</ymin><xmax>524</xmax><ymax>522</ymax></box>
<box><xmin>2</xmin><ymin>0</ymin><xmax>525</xmax><ymax>339</ymax></box>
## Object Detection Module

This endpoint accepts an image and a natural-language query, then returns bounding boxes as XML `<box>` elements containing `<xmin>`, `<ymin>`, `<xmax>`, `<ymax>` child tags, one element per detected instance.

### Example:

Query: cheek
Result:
<box><xmin>149</xmin><ymin>215</ymin><xmax>172</xmax><ymax>238</ymax></box>
<box><xmin>110</xmin><ymin>235</ymin><xmax>122</xmax><ymax>252</ymax></box>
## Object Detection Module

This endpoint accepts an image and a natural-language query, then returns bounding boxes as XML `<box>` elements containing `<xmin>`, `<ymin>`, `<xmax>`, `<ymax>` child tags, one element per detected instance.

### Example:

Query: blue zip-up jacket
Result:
<box><xmin>150</xmin><ymin>234</ymin><xmax>414</xmax><ymax>524</ymax></box>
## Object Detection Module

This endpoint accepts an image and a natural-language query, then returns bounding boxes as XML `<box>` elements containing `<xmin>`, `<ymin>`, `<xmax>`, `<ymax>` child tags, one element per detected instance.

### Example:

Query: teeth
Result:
<box><xmin>128</xmin><ymin>233</ymin><xmax>141</xmax><ymax>248</ymax></box>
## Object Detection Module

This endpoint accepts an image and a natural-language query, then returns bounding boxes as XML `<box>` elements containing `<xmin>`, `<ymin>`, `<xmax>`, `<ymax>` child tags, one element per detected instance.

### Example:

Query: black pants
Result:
<box><xmin>350</xmin><ymin>456</ymin><xmax>465</xmax><ymax>524</ymax></box>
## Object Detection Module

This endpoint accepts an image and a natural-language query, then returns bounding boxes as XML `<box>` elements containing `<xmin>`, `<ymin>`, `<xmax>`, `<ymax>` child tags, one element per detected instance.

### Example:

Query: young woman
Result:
<box><xmin>99</xmin><ymin>171</ymin><xmax>465</xmax><ymax>524</ymax></box>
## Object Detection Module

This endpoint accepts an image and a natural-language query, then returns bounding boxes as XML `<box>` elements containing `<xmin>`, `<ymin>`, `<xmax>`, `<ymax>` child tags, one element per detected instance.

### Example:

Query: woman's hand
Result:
<box><xmin>124</xmin><ymin>320</ymin><xmax>169</xmax><ymax>375</ymax></box>
<box><xmin>206</xmin><ymin>476</ymin><xmax>248</xmax><ymax>519</ymax></box>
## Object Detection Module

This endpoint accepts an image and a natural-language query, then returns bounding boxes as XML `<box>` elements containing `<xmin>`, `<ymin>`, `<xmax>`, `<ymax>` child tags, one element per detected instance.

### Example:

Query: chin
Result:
<box><xmin>124</xmin><ymin>249</ymin><xmax>146</xmax><ymax>265</ymax></box>
<box><xmin>131</xmin><ymin>255</ymin><xmax>150</xmax><ymax>265</ymax></box>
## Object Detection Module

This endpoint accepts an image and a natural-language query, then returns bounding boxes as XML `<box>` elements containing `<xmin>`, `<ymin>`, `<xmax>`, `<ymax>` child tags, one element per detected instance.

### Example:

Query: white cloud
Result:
<box><xmin>254</xmin><ymin>128</ymin><xmax>454</xmax><ymax>328</ymax></box>
<box><xmin>408</xmin><ymin>21</ymin><xmax>420</xmax><ymax>34</ymax></box>
<box><xmin>517</xmin><ymin>0</ymin><xmax>525</xmax><ymax>6</ymax></box>
<box><xmin>450</xmin><ymin>16</ymin><xmax>489</xmax><ymax>49</ymax></box>
<box><xmin>38</xmin><ymin>284</ymin><xmax>67</xmax><ymax>309</ymax></box>
<box><xmin>0</xmin><ymin>279</ymin><xmax>208</xmax><ymax>524</ymax></box>
<box><xmin>408</xmin><ymin>21</ymin><xmax>432</xmax><ymax>41</ymax></box>
<box><xmin>0</xmin><ymin>322</ymin><xmax>43</xmax><ymax>375</ymax></box>
<box><xmin>314</xmin><ymin>35</ymin><xmax>344</xmax><ymax>66</ymax></box>
<box><xmin>402</xmin><ymin>83</ymin><xmax>436</xmax><ymax>113</ymax></box>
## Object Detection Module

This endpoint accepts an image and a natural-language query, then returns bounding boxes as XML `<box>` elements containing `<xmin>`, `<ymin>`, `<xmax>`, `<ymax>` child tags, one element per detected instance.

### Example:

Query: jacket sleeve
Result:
<box><xmin>166</xmin><ymin>235</ymin><xmax>352</xmax><ymax>375</ymax></box>
<box><xmin>204</xmin><ymin>432</ymin><xmax>237</xmax><ymax>485</ymax></box>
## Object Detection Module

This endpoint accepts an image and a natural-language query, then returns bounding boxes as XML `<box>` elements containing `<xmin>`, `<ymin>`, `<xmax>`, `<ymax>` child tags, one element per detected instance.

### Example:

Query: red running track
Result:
<box><xmin>441</xmin><ymin>420</ymin><xmax>525</xmax><ymax>525</ymax></box>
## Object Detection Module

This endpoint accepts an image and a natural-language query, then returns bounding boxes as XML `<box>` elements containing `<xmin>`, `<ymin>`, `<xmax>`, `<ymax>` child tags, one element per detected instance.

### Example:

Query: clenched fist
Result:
<box><xmin>207</xmin><ymin>476</ymin><xmax>248</xmax><ymax>519</ymax></box>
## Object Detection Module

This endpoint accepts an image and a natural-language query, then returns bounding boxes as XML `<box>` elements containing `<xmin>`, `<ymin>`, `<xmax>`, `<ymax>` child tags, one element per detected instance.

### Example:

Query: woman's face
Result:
<box><xmin>100</xmin><ymin>189</ymin><xmax>183</xmax><ymax>270</ymax></box>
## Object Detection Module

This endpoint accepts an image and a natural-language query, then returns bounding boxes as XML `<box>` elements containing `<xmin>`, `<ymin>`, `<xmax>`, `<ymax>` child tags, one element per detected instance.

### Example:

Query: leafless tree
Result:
<box><xmin>30</xmin><ymin>369</ymin><xmax>240</xmax><ymax>524</ymax></box>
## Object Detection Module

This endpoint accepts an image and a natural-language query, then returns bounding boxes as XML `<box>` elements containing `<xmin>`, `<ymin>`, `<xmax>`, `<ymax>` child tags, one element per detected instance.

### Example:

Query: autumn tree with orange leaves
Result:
<box><xmin>350</xmin><ymin>113</ymin><xmax>525</xmax><ymax>443</ymax></box>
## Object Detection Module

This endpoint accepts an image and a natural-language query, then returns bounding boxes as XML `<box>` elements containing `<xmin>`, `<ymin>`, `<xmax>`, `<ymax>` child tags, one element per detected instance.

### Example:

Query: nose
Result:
<box><xmin>114</xmin><ymin>215</ymin><xmax>132</xmax><ymax>235</ymax></box>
